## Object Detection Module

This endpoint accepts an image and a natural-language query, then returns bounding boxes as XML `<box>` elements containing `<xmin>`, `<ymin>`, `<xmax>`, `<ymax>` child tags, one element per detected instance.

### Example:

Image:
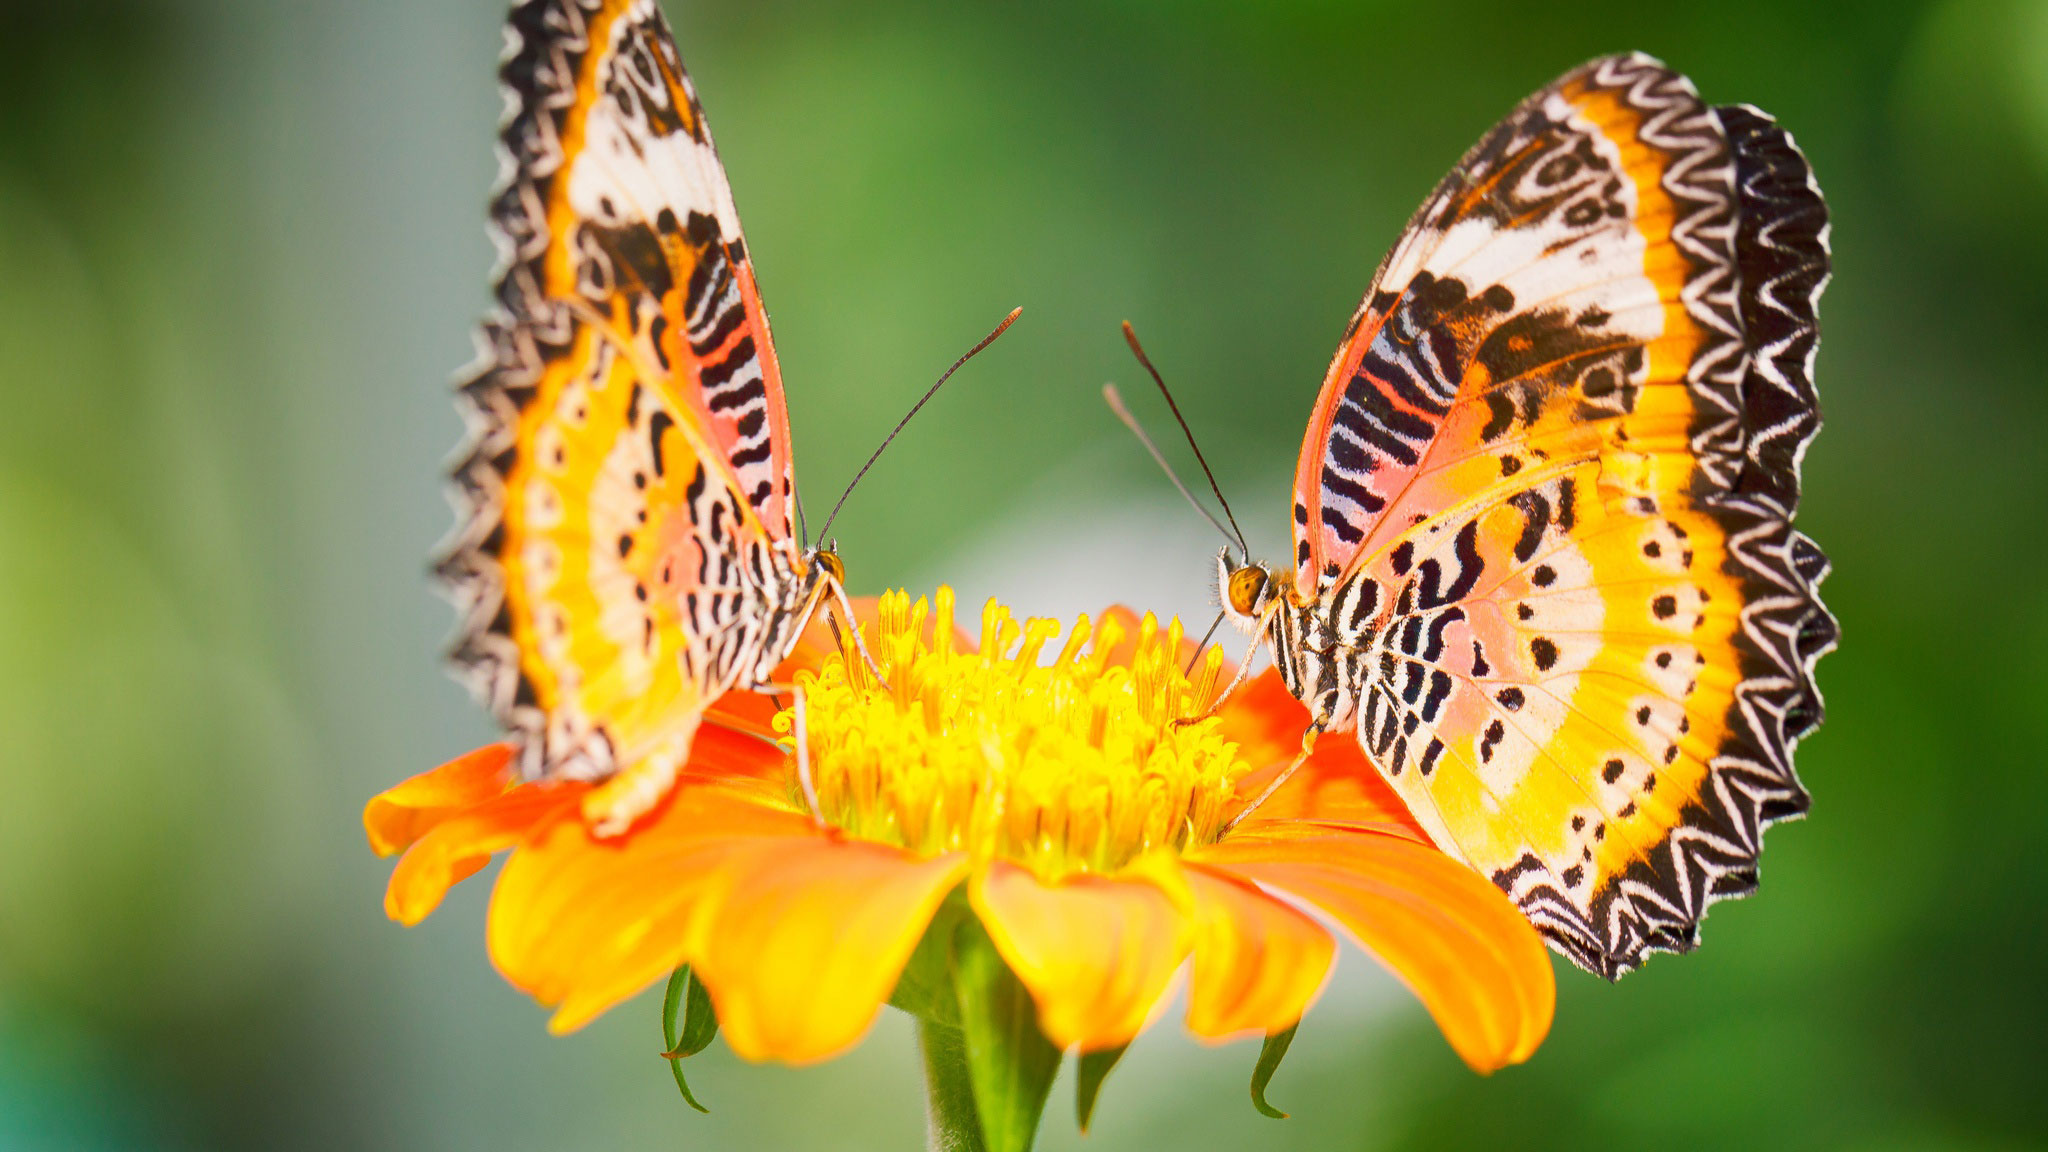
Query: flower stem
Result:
<box><xmin>919</xmin><ymin>1018</ymin><xmax>987</xmax><ymax>1152</ymax></box>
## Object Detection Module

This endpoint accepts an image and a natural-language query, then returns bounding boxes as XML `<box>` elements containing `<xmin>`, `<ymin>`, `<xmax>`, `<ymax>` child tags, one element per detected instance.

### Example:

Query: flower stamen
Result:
<box><xmin>780</xmin><ymin>588</ymin><xmax>1241</xmax><ymax>880</ymax></box>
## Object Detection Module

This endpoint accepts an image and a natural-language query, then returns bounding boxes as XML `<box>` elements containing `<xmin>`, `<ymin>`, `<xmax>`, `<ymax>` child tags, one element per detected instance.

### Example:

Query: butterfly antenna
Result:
<box><xmin>795</xmin><ymin>488</ymin><xmax>811</xmax><ymax>550</ymax></box>
<box><xmin>1103</xmin><ymin>383</ymin><xmax>1239</xmax><ymax>550</ymax></box>
<box><xmin>1185</xmin><ymin>608</ymin><xmax>1227</xmax><ymax>676</ymax></box>
<box><xmin>1120</xmin><ymin>322</ymin><xmax>1250</xmax><ymax>558</ymax></box>
<box><xmin>816</xmin><ymin>307</ymin><xmax>1022</xmax><ymax>544</ymax></box>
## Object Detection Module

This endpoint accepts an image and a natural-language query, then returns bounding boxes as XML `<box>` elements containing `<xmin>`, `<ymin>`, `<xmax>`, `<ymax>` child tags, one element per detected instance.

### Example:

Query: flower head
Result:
<box><xmin>797</xmin><ymin>591</ymin><xmax>1239</xmax><ymax>875</ymax></box>
<box><xmin>367</xmin><ymin>589</ymin><xmax>1554</xmax><ymax>1075</ymax></box>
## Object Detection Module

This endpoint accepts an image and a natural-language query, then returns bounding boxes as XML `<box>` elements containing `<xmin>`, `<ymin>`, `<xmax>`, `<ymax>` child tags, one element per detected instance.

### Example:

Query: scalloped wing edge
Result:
<box><xmin>434</xmin><ymin>0</ymin><xmax>612</xmax><ymax>768</ymax></box>
<box><xmin>1527</xmin><ymin>83</ymin><xmax>1837</xmax><ymax>978</ymax></box>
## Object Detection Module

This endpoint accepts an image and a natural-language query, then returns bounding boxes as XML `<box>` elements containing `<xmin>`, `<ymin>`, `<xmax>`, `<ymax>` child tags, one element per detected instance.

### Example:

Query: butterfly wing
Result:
<box><xmin>1293</xmin><ymin>55</ymin><xmax>1834</xmax><ymax>975</ymax></box>
<box><xmin>438</xmin><ymin>0</ymin><xmax>803</xmax><ymax>791</ymax></box>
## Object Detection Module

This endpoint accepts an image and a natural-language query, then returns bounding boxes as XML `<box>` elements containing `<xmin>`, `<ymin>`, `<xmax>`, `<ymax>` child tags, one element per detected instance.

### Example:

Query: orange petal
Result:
<box><xmin>384</xmin><ymin>780</ymin><xmax>578</xmax><ymax>925</ymax></box>
<box><xmin>1192</xmin><ymin>825</ymin><xmax>1554</xmax><ymax>1072</ymax></box>
<box><xmin>1182</xmin><ymin>865</ymin><xmax>1335</xmax><ymax>1042</ymax></box>
<box><xmin>487</xmin><ymin>780</ymin><xmax>803</xmax><ymax>1032</ymax></box>
<box><xmin>364</xmin><ymin>742</ymin><xmax>517</xmax><ymax>856</ymax></box>
<box><xmin>693</xmin><ymin>838</ymin><xmax>968</xmax><ymax>1064</ymax></box>
<box><xmin>1091</xmin><ymin>604</ymin><xmax>1215</xmax><ymax>673</ymax></box>
<box><xmin>970</xmin><ymin>859</ymin><xmax>1191</xmax><ymax>1052</ymax></box>
<box><xmin>1212</xmin><ymin>667</ymin><xmax>1307</xmax><ymax>768</ymax></box>
<box><xmin>701</xmin><ymin>693</ymin><xmax>783</xmax><ymax>747</ymax></box>
<box><xmin>1106</xmin><ymin>602</ymin><xmax>1237</xmax><ymax>679</ymax></box>
<box><xmin>678</xmin><ymin>710</ymin><xmax>795</xmax><ymax>783</ymax></box>
<box><xmin>1091</xmin><ymin>605</ymin><xmax>1147</xmax><ymax>668</ymax></box>
<box><xmin>1218</xmin><ymin>674</ymin><xmax>1427</xmax><ymax>836</ymax></box>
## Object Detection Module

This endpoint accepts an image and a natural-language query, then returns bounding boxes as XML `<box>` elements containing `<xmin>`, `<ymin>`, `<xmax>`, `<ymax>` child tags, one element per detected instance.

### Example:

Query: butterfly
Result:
<box><xmin>1214</xmin><ymin>53</ymin><xmax>1836</xmax><ymax>977</ymax></box>
<box><xmin>436</xmin><ymin>0</ymin><xmax>862</xmax><ymax>835</ymax></box>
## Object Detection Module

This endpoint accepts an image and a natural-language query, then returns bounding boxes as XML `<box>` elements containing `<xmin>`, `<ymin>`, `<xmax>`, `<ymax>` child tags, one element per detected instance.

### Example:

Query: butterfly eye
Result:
<box><xmin>814</xmin><ymin>551</ymin><xmax>845</xmax><ymax>584</ymax></box>
<box><xmin>1227</xmin><ymin>566</ymin><xmax>1270</xmax><ymax>616</ymax></box>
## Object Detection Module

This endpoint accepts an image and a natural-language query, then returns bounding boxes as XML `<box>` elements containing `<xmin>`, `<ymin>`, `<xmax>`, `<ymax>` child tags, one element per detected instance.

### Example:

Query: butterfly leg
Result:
<box><xmin>792</xmin><ymin>680</ymin><xmax>825</xmax><ymax>826</ymax></box>
<box><xmin>1223</xmin><ymin>719</ymin><xmax>1327</xmax><ymax>832</ymax></box>
<box><xmin>824</xmin><ymin>580</ymin><xmax>892</xmax><ymax>691</ymax></box>
<box><xmin>1173</xmin><ymin>631</ymin><xmax>1265</xmax><ymax>727</ymax></box>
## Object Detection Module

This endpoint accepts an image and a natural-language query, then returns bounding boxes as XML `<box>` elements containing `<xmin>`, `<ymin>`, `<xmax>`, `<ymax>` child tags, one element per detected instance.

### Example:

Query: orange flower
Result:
<box><xmin>367</xmin><ymin>590</ymin><xmax>1553</xmax><ymax>1072</ymax></box>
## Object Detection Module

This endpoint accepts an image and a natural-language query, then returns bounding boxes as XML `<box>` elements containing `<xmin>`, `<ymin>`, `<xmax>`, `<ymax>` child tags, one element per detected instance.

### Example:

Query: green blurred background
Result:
<box><xmin>3</xmin><ymin>0</ymin><xmax>2044</xmax><ymax>1147</ymax></box>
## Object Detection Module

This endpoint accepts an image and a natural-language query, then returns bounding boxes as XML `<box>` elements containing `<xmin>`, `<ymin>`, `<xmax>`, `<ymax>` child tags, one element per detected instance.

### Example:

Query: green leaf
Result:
<box><xmin>660</xmin><ymin>965</ymin><xmax>718</xmax><ymax>1113</ymax></box>
<box><xmin>890</xmin><ymin>899</ymin><xmax>965</xmax><ymax>1029</ymax></box>
<box><xmin>1075</xmin><ymin>1043</ymin><xmax>1129</xmax><ymax>1133</ymax></box>
<box><xmin>951</xmin><ymin>919</ymin><xmax>1061</xmax><ymax>1152</ymax></box>
<box><xmin>1250</xmin><ymin>1023</ymin><xmax>1299</xmax><ymax>1120</ymax></box>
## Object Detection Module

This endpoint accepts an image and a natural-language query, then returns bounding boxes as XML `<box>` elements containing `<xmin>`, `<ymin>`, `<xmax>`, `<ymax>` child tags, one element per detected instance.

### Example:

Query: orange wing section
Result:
<box><xmin>1282</xmin><ymin>55</ymin><xmax>1833</xmax><ymax>975</ymax></box>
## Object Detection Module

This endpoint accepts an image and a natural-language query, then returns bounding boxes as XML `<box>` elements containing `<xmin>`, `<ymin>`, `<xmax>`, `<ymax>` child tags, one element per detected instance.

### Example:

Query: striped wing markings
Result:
<box><xmin>538</xmin><ymin>0</ymin><xmax>795</xmax><ymax>538</ymax></box>
<box><xmin>1285</xmin><ymin>82</ymin><xmax>1617</xmax><ymax>591</ymax></box>
<box><xmin>1290</xmin><ymin>61</ymin><xmax>1711</xmax><ymax>599</ymax></box>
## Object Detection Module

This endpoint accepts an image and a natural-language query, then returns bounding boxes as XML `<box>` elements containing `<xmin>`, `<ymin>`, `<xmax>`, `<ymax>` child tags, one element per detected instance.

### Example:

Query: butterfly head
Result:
<box><xmin>809</xmin><ymin>545</ymin><xmax>846</xmax><ymax>589</ymax></box>
<box><xmin>1217</xmin><ymin>550</ymin><xmax>1279</xmax><ymax>632</ymax></box>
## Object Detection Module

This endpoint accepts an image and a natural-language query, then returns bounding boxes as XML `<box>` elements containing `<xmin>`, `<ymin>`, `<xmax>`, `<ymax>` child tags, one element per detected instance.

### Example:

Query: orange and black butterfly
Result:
<box><xmin>1213</xmin><ymin>54</ymin><xmax>1835</xmax><ymax>976</ymax></box>
<box><xmin>437</xmin><ymin>0</ymin><xmax>860</xmax><ymax>835</ymax></box>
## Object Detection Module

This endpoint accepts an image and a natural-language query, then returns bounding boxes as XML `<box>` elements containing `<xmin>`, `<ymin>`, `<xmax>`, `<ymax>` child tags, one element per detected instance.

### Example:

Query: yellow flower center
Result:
<box><xmin>777</xmin><ymin>588</ymin><xmax>1248</xmax><ymax>880</ymax></box>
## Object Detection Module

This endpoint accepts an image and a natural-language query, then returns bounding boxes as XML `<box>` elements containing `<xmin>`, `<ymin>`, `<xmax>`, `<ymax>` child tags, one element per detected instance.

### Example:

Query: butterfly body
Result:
<box><xmin>1221</xmin><ymin>54</ymin><xmax>1834</xmax><ymax>977</ymax></box>
<box><xmin>439</xmin><ymin>0</ymin><xmax>852</xmax><ymax>835</ymax></box>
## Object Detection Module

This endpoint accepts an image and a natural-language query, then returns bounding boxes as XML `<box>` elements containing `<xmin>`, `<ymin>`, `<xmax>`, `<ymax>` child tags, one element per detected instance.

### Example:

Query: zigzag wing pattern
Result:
<box><xmin>1586</xmin><ymin>102</ymin><xmax>1835</xmax><ymax>971</ymax></box>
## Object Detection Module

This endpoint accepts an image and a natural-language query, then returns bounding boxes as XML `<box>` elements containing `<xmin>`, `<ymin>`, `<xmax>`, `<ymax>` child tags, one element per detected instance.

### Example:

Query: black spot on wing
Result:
<box><xmin>1446</xmin><ymin>520</ymin><xmax>1484</xmax><ymax>602</ymax></box>
<box><xmin>1480</xmin><ymin>390</ymin><xmax>1517</xmax><ymax>441</ymax></box>
<box><xmin>1421</xmin><ymin>669</ymin><xmax>1453</xmax><ymax>721</ymax></box>
<box><xmin>691</xmin><ymin>286</ymin><xmax>745</xmax><ymax>355</ymax></box>
<box><xmin>1321</xmin><ymin>505</ymin><xmax>1365</xmax><ymax>545</ymax></box>
<box><xmin>1479</xmin><ymin>718</ymin><xmax>1506</xmax><ymax>763</ymax></box>
<box><xmin>1510</xmin><ymin>490</ymin><xmax>1553</xmax><ymax>563</ymax></box>
<box><xmin>731</xmin><ymin>439</ymin><xmax>773</xmax><ymax>469</ymax></box>
<box><xmin>1418</xmin><ymin>737</ymin><xmax>1445</xmax><ymax>777</ymax></box>
<box><xmin>585</xmin><ymin>221</ymin><xmax>674</xmax><ymax>298</ymax></box>
<box><xmin>1321</xmin><ymin>467</ymin><xmax>1386</xmax><ymax>516</ymax></box>
<box><xmin>1422</xmin><ymin>608</ymin><xmax>1464</xmax><ymax>662</ymax></box>
<box><xmin>649</xmin><ymin>410</ymin><xmax>675</xmax><ymax>476</ymax></box>
<box><xmin>698</xmin><ymin>335</ymin><xmax>755</xmax><ymax>389</ymax></box>
<box><xmin>648</xmin><ymin>315</ymin><xmax>672</xmax><ymax>372</ymax></box>
<box><xmin>707</xmin><ymin>375</ymin><xmax>767</xmax><ymax>414</ymax></box>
